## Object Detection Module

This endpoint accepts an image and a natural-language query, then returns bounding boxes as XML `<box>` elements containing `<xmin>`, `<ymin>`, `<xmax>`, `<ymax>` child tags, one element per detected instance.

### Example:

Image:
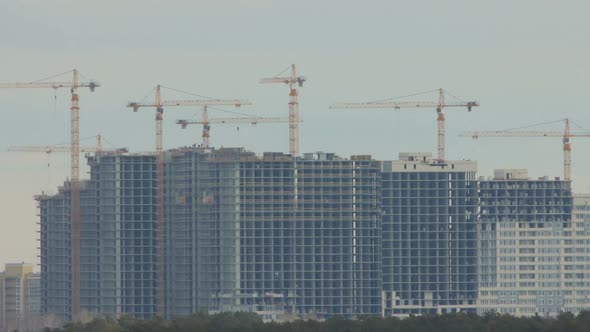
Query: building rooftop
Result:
<box><xmin>382</xmin><ymin>152</ymin><xmax>477</xmax><ymax>172</ymax></box>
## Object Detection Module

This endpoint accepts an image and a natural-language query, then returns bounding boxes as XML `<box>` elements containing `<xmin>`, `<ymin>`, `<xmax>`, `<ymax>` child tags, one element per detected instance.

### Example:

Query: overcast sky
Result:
<box><xmin>1</xmin><ymin>0</ymin><xmax>590</xmax><ymax>267</ymax></box>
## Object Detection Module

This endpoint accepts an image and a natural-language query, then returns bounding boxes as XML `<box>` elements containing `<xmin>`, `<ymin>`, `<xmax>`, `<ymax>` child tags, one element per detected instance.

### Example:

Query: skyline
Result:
<box><xmin>2</xmin><ymin>0</ymin><xmax>590</xmax><ymax>268</ymax></box>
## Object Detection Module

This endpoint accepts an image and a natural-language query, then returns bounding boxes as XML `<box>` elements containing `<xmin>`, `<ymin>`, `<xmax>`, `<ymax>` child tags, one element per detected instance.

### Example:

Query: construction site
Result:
<box><xmin>3</xmin><ymin>65</ymin><xmax>590</xmax><ymax>325</ymax></box>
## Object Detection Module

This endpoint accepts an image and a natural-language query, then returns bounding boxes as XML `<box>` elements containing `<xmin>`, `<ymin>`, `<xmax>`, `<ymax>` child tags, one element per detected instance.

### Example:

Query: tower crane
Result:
<box><xmin>9</xmin><ymin>141</ymin><xmax>98</xmax><ymax>190</ymax></box>
<box><xmin>330</xmin><ymin>88</ymin><xmax>478</xmax><ymax>163</ymax></box>
<box><xmin>8</xmin><ymin>146</ymin><xmax>101</xmax><ymax>154</ymax></box>
<box><xmin>8</xmin><ymin>135</ymin><xmax>126</xmax><ymax>190</ymax></box>
<box><xmin>461</xmin><ymin>118</ymin><xmax>590</xmax><ymax>181</ymax></box>
<box><xmin>8</xmin><ymin>145</ymin><xmax>127</xmax><ymax>156</ymax></box>
<box><xmin>127</xmin><ymin>85</ymin><xmax>251</xmax><ymax>315</ymax></box>
<box><xmin>260</xmin><ymin>64</ymin><xmax>306</xmax><ymax>156</ymax></box>
<box><xmin>176</xmin><ymin>106</ymin><xmax>291</xmax><ymax>148</ymax></box>
<box><xmin>0</xmin><ymin>69</ymin><xmax>99</xmax><ymax>319</ymax></box>
<box><xmin>8</xmin><ymin>139</ymin><xmax>127</xmax><ymax>155</ymax></box>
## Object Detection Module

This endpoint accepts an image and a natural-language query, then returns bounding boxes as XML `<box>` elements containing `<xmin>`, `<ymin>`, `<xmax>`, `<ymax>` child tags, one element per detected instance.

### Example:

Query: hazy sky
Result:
<box><xmin>1</xmin><ymin>0</ymin><xmax>590</xmax><ymax>267</ymax></box>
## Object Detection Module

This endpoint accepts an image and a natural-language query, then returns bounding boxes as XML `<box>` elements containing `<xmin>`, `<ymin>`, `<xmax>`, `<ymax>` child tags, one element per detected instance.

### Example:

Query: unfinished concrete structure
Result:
<box><xmin>37</xmin><ymin>147</ymin><xmax>590</xmax><ymax>321</ymax></box>
<box><xmin>380</xmin><ymin>153</ymin><xmax>479</xmax><ymax>316</ymax></box>
<box><xmin>165</xmin><ymin>148</ymin><xmax>382</xmax><ymax>319</ymax></box>
<box><xmin>37</xmin><ymin>152</ymin><xmax>159</xmax><ymax>321</ymax></box>
<box><xmin>476</xmin><ymin>169</ymin><xmax>579</xmax><ymax>315</ymax></box>
<box><xmin>37</xmin><ymin>183</ymin><xmax>81</xmax><ymax>323</ymax></box>
<box><xmin>39</xmin><ymin>148</ymin><xmax>382</xmax><ymax>321</ymax></box>
<box><xmin>164</xmin><ymin>148</ymin><xmax>218</xmax><ymax>316</ymax></box>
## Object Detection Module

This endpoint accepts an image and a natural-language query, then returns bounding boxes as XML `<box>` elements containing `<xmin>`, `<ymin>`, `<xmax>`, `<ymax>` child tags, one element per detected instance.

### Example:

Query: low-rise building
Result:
<box><xmin>0</xmin><ymin>263</ymin><xmax>38</xmax><ymax>332</ymax></box>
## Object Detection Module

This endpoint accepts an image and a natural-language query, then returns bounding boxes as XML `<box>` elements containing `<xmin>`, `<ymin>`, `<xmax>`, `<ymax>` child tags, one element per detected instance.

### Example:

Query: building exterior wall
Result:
<box><xmin>37</xmin><ymin>147</ymin><xmax>590</xmax><ymax>321</ymax></box>
<box><xmin>89</xmin><ymin>154</ymin><xmax>158</xmax><ymax>319</ymax></box>
<box><xmin>1</xmin><ymin>276</ymin><xmax>23</xmax><ymax>331</ymax></box>
<box><xmin>27</xmin><ymin>273</ymin><xmax>41</xmax><ymax>316</ymax></box>
<box><xmin>293</xmin><ymin>153</ymin><xmax>382</xmax><ymax>316</ymax></box>
<box><xmin>165</xmin><ymin>149</ymin><xmax>382</xmax><ymax>319</ymax></box>
<box><xmin>0</xmin><ymin>273</ymin><xmax>2</xmax><ymax>329</ymax></box>
<box><xmin>38</xmin><ymin>153</ymin><xmax>158</xmax><ymax>322</ymax></box>
<box><xmin>381</xmin><ymin>153</ymin><xmax>479</xmax><ymax>316</ymax></box>
<box><xmin>476</xmin><ymin>177</ymin><xmax>578</xmax><ymax>316</ymax></box>
<box><xmin>37</xmin><ymin>180</ymin><xmax>98</xmax><ymax>322</ymax></box>
<box><xmin>0</xmin><ymin>263</ymin><xmax>37</xmax><ymax>332</ymax></box>
<box><xmin>565</xmin><ymin>194</ymin><xmax>590</xmax><ymax>312</ymax></box>
<box><xmin>37</xmin><ymin>188</ymin><xmax>72</xmax><ymax>323</ymax></box>
<box><xmin>165</xmin><ymin>148</ymin><xmax>219</xmax><ymax>316</ymax></box>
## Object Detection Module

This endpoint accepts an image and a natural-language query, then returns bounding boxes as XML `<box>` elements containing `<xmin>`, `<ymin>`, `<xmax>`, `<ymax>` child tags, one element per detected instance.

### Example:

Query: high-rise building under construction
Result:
<box><xmin>36</xmin><ymin>148</ymin><xmax>590</xmax><ymax>321</ymax></box>
<box><xmin>476</xmin><ymin>169</ymin><xmax>583</xmax><ymax>316</ymax></box>
<box><xmin>39</xmin><ymin>148</ymin><xmax>383</xmax><ymax>320</ymax></box>
<box><xmin>165</xmin><ymin>148</ymin><xmax>382</xmax><ymax>319</ymax></box>
<box><xmin>380</xmin><ymin>153</ymin><xmax>479</xmax><ymax>316</ymax></box>
<box><xmin>37</xmin><ymin>153</ymin><xmax>158</xmax><ymax>322</ymax></box>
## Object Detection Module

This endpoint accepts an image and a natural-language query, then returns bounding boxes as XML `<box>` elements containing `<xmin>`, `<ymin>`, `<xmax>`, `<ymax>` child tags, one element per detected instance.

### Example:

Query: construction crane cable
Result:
<box><xmin>271</xmin><ymin>65</ymin><xmax>293</xmax><ymax>78</ymax></box>
<box><xmin>48</xmin><ymin>140</ymin><xmax>72</xmax><ymax>148</ymax></box>
<box><xmin>134</xmin><ymin>86</ymin><xmax>158</xmax><ymax>104</ymax></box>
<box><xmin>571</xmin><ymin>120</ymin><xmax>590</xmax><ymax>133</ymax></box>
<box><xmin>81</xmin><ymin>134</ymin><xmax>98</xmax><ymax>140</ymax></box>
<box><xmin>37</xmin><ymin>135</ymin><xmax>100</xmax><ymax>149</ymax></box>
<box><xmin>206</xmin><ymin>105</ymin><xmax>252</xmax><ymax>117</ymax></box>
<box><xmin>160</xmin><ymin>85</ymin><xmax>216</xmax><ymax>100</ymax></box>
<box><xmin>80</xmin><ymin>135</ymin><xmax>100</xmax><ymax>143</ymax></box>
<box><xmin>368</xmin><ymin>89</ymin><xmax>441</xmax><ymax>103</ymax></box>
<box><xmin>443</xmin><ymin>90</ymin><xmax>470</xmax><ymax>104</ymax></box>
<box><xmin>29</xmin><ymin>69</ymin><xmax>74</xmax><ymax>84</ymax></box>
<box><xmin>497</xmin><ymin>119</ymin><xmax>566</xmax><ymax>133</ymax></box>
<box><xmin>100</xmin><ymin>136</ymin><xmax>118</xmax><ymax>149</ymax></box>
<box><xmin>78</xmin><ymin>72</ymin><xmax>95</xmax><ymax>82</ymax></box>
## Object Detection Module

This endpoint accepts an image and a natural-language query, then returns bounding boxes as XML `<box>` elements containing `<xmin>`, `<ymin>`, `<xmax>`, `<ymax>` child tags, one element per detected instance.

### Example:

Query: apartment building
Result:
<box><xmin>0</xmin><ymin>263</ymin><xmax>38</xmax><ymax>332</ymax></box>
<box><xmin>476</xmin><ymin>169</ymin><xmax>582</xmax><ymax>316</ymax></box>
<box><xmin>37</xmin><ymin>152</ymin><xmax>158</xmax><ymax>321</ymax></box>
<box><xmin>166</xmin><ymin>148</ymin><xmax>382</xmax><ymax>319</ymax></box>
<box><xmin>380</xmin><ymin>152</ymin><xmax>479</xmax><ymax>316</ymax></box>
<box><xmin>37</xmin><ymin>148</ymin><xmax>590</xmax><ymax>321</ymax></box>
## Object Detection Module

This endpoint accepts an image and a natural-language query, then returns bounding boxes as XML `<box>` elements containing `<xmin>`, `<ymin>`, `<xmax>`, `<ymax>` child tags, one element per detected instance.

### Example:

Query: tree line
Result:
<box><xmin>42</xmin><ymin>311</ymin><xmax>590</xmax><ymax>332</ymax></box>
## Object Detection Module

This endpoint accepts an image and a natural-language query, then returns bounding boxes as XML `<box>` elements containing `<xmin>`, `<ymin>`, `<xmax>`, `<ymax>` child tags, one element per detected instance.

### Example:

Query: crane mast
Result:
<box><xmin>70</xmin><ymin>72</ymin><xmax>81</xmax><ymax>319</ymax></box>
<box><xmin>564</xmin><ymin>119</ymin><xmax>572</xmax><ymax>182</ymax></box>
<box><xmin>0</xmin><ymin>69</ymin><xmax>99</xmax><ymax>320</ymax></box>
<box><xmin>437</xmin><ymin>89</ymin><xmax>445</xmax><ymax>162</ymax></box>
<box><xmin>461</xmin><ymin>118</ymin><xmax>590</xmax><ymax>181</ymax></box>
<box><xmin>202</xmin><ymin>106</ymin><xmax>211</xmax><ymax>148</ymax></box>
<box><xmin>127</xmin><ymin>86</ymin><xmax>251</xmax><ymax>315</ymax></box>
<box><xmin>260</xmin><ymin>64</ymin><xmax>306</xmax><ymax>156</ymax></box>
<box><xmin>155</xmin><ymin>85</ymin><xmax>165</xmax><ymax>316</ymax></box>
<box><xmin>176</xmin><ymin>110</ymin><xmax>290</xmax><ymax>148</ymax></box>
<box><xmin>331</xmin><ymin>88</ymin><xmax>478</xmax><ymax>163</ymax></box>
